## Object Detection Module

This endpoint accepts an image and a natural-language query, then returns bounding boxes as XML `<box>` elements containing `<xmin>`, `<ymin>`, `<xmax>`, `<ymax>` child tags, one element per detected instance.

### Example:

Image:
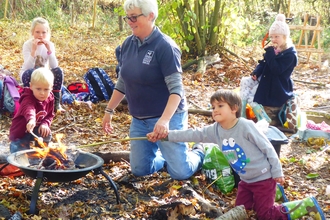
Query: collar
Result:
<box><xmin>134</xmin><ymin>26</ymin><xmax>159</xmax><ymax>46</ymax></box>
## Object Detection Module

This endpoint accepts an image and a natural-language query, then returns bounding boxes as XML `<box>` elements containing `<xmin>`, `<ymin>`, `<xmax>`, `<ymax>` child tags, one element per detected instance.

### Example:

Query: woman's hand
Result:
<box><xmin>153</xmin><ymin>117</ymin><xmax>169</xmax><ymax>139</ymax></box>
<box><xmin>102</xmin><ymin>113</ymin><xmax>113</xmax><ymax>134</ymax></box>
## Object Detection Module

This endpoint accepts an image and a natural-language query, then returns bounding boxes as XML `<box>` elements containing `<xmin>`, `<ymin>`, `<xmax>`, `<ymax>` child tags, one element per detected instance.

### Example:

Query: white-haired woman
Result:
<box><xmin>102</xmin><ymin>0</ymin><xmax>204</xmax><ymax>180</ymax></box>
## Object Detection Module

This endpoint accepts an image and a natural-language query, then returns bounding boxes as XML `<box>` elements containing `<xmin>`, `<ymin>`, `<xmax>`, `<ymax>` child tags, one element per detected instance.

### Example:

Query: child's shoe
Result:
<box><xmin>281</xmin><ymin>196</ymin><xmax>325</xmax><ymax>220</ymax></box>
<box><xmin>275</xmin><ymin>183</ymin><xmax>288</xmax><ymax>203</ymax></box>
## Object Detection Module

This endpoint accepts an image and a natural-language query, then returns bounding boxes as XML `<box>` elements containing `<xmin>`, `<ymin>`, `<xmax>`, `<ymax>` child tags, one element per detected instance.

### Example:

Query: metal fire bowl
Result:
<box><xmin>7</xmin><ymin>149</ymin><xmax>104</xmax><ymax>182</ymax></box>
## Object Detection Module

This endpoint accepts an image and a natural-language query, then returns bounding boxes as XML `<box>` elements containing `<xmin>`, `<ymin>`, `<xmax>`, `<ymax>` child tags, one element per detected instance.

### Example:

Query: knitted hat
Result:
<box><xmin>269</xmin><ymin>14</ymin><xmax>290</xmax><ymax>37</ymax></box>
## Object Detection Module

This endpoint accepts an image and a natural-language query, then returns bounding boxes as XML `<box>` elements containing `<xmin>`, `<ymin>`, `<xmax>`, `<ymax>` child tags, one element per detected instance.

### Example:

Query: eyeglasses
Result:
<box><xmin>123</xmin><ymin>14</ymin><xmax>144</xmax><ymax>23</ymax></box>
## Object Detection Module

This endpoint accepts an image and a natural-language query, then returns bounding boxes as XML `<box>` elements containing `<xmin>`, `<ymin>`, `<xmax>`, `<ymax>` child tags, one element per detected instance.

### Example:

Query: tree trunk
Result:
<box><xmin>209</xmin><ymin>0</ymin><xmax>222</xmax><ymax>45</ymax></box>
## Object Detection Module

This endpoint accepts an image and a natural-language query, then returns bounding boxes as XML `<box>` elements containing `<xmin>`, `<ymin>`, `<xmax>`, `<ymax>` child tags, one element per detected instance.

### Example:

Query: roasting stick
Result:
<box><xmin>30</xmin><ymin>131</ymin><xmax>43</xmax><ymax>143</ymax></box>
<box><xmin>316</xmin><ymin>143</ymin><xmax>329</xmax><ymax>157</ymax></box>
<box><xmin>77</xmin><ymin>137</ymin><xmax>148</xmax><ymax>148</ymax></box>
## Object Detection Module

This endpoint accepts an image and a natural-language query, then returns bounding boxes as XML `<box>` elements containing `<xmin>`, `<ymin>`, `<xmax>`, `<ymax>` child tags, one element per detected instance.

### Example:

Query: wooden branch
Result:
<box><xmin>179</xmin><ymin>187</ymin><xmax>223</xmax><ymax>218</ymax></box>
<box><xmin>218</xmin><ymin>46</ymin><xmax>254</xmax><ymax>71</ymax></box>
<box><xmin>219</xmin><ymin>46</ymin><xmax>249</xmax><ymax>63</ymax></box>
<box><xmin>196</xmin><ymin>57</ymin><xmax>207</xmax><ymax>75</ymax></box>
<box><xmin>215</xmin><ymin>205</ymin><xmax>247</xmax><ymax>220</ymax></box>
<box><xmin>305</xmin><ymin>110</ymin><xmax>330</xmax><ymax>124</ymax></box>
<box><xmin>182</xmin><ymin>54</ymin><xmax>220</xmax><ymax>72</ymax></box>
<box><xmin>188</xmin><ymin>100</ymin><xmax>204</xmax><ymax>109</ymax></box>
<box><xmin>92</xmin><ymin>151</ymin><xmax>130</xmax><ymax>163</ymax></box>
<box><xmin>188</xmin><ymin>108</ymin><xmax>212</xmax><ymax>116</ymax></box>
<box><xmin>53</xmin><ymin>123</ymin><xmax>75</xmax><ymax>133</ymax></box>
<box><xmin>289</xmin><ymin>25</ymin><xmax>323</xmax><ymax>31</ymax></box>
<box><xmin>182</xmin><ymin>59</ymin><xmax>198</xmax><ymax>70</ymax></box>
<box><xmin>100</xmin><ymin>102</ymin><xmax>213</xmax><ymax>116</ymax></box>
<box><xmin>292</xmin><ymin>78</ymin><xmax>326</xmax><ymax>87</ymax></box>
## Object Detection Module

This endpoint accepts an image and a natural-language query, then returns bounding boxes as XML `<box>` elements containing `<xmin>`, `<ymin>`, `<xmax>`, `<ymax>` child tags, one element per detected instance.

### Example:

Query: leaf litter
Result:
<box><xmin>0</xmin><ymin>21</ymin><xmax>330</xmax><ymax>219</ymax></box>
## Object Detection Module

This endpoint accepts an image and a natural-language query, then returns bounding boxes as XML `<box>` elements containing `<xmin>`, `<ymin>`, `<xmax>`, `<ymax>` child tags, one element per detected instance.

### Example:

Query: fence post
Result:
<box><xmin>289</xmin><ymin>14</ymin><xmax>324</xmax><ymax>65</ymax></box>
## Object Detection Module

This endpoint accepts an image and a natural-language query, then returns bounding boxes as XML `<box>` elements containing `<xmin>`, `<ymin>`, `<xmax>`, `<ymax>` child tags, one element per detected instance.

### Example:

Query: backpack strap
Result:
<box><xmin>84</xmin><ymin>68</ymin><xmax>115</xmax><ymax>103</ymax></box>
<box><xmin>94</xmin><ymin>68</ymin><xmax>115</xmax><ymax>99</ymax></box>
<box><xmin>84</xmin><ymin>69</ymin><xmax>101</xmax><ymax>103</ymax></box>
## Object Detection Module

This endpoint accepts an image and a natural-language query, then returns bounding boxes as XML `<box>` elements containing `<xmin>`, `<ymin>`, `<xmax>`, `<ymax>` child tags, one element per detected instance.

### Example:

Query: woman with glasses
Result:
<box><xmin>102</xmin><ymin>0</ymin><xmax>204</xmax><ymax>180</ymax></box>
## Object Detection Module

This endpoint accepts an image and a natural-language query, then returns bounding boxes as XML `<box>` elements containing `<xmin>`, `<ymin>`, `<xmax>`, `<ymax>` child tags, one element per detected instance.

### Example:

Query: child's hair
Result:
<box><xmin>30</xmin><ymin>17</ymin><xmax>51</xmax><ymax>40</ymax></box>
<box><xmin>30</xmin><ymin>68</ymin><xmax>54</xmax><ymax>87</ymax></box>
<box><xmin>210</xmin><ymin>90</ymin><xmax>242</xmax><ymax>118</ymax></box>
<box><xmin>279</xmin><ymin>35</ymin><xmax>294</xmax><ymax>51</ymax></box>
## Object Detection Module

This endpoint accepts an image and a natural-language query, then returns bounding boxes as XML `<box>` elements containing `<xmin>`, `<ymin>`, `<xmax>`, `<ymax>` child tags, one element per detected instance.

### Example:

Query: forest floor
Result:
<box><xmin>0</xmin><ymin>20</ymin><xmax>330</xmax><ymax>219</ymax></box>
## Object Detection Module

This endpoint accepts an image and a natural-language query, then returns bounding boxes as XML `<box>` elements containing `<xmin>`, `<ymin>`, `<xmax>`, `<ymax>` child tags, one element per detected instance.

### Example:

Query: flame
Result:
<box><xmin>31</xmin><ymin>133</ymin><xmax>68</xmax><ymax>168</ymax></box>
<box><xmin>55</xmin><ymin>133</ymin><xmax>68</xmax><ymax>157</ymax></box>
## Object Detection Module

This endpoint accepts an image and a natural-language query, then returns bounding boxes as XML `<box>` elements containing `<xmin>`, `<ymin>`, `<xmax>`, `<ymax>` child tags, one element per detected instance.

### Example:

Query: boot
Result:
<box><xmin>241</xmin><ymin>100</ymin><xmax>247</xmax><ymax>118</ymax></box>
<box><xmin>252</xmin><ymin>104</ymin><xmax>271</xmax><ymax>123</ymax></box>
<box><xmin>281</xmin><ymin>196</ymin><xmax>325</xmax><ymax>220</ymax></box>
<box><xmin>53</xmin><ymin>91</ymin><xmax>65</xmax><ymax>113</ymax></box>
<box><xmin>275</xmin><ymin>183</ymin><xmax>288</xmax><ymax>203</ymax></box>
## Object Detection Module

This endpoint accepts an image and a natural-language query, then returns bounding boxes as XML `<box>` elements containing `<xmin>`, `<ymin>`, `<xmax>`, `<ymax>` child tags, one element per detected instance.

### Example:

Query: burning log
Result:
<box><xmin>28</xmin><ymin>147</ymin><xmax>80</xmax><ymax>170</ymax></box>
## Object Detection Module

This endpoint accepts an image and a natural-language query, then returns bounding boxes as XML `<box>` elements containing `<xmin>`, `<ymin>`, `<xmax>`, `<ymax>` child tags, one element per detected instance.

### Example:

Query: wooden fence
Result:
<box><xmin>289</xmin><ymin>14</ymin><xmax>324</xmax><ymax>64</ymax></box>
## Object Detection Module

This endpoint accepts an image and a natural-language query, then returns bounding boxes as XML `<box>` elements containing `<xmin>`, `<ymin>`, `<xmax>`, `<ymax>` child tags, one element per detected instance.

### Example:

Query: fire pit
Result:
<box><xmin>7</xmin><ymin>149</ymin><xmax>120</xmax><ymax>214</ymax></box>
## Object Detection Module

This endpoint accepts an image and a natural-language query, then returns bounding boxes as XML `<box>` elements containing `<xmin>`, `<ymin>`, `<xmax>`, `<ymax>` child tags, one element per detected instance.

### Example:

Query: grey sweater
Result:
<box><xmin>168</xmin><ymin>118</ymin><xmax>283</xmax><ymax>183</ymax></box>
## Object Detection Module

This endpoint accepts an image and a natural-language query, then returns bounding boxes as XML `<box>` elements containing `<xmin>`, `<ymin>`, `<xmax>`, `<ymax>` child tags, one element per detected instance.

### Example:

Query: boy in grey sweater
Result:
<box><xmin>147</xmin><ymin>90</ymin><xmax>325</xmax><ymax>220</ymax></box>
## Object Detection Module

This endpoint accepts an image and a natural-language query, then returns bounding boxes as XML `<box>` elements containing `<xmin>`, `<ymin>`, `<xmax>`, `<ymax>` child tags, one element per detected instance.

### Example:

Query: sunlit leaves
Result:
<box><xmin>306</xmin><ymin>173</ymin><xmax>320</xmax><ymax>179</ymax></box>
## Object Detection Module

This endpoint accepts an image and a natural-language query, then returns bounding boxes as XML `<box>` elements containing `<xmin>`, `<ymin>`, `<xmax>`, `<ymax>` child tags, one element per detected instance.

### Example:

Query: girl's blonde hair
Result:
<box><xmin>280</xmin><ymin>35</ymin><xmax>294</xmax><ymax>51</ymax></box>
<box><xmin>30</xmin><ymin>68</ymin><xmax>54</xmax><ymax>87</ymax></box>
<box><xmin>30</xmin><ymin>17</ymin><xmax>51</xmax><ymax>40</ymax></box>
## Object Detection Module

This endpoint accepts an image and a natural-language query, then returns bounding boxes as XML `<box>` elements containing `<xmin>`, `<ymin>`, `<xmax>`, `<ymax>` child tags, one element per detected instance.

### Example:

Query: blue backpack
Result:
<box><xmin>83</xmin><ymin>68</ymin><xmax>115</xmax><ymax>103</ymax></box>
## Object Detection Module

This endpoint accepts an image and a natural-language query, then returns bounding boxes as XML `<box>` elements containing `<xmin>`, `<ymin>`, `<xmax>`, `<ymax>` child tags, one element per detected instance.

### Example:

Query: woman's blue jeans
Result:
<box><xmin>129</xmin><ymin>111</ymin><xmax>204</xmax><ymax>180</ymax></box>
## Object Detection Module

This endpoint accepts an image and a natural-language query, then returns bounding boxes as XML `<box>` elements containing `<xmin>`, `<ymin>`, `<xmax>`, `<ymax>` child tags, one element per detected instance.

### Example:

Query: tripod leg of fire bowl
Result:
<box><xmin>29</xmin><ymin>171</ymin><xmax>43</xmax><ymax>214</ymax></box>
<box><xmin>93</xmin><ymin>168</ymin><xmax>120</xmax><ymax>204</ymax></box>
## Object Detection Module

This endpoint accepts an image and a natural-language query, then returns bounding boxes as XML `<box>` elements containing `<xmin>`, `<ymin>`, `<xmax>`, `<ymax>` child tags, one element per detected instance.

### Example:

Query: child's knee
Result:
<box><xmin>10</xmin><ymin>140</ymin><xmax>30</xmax><ymax>153</ymax></box>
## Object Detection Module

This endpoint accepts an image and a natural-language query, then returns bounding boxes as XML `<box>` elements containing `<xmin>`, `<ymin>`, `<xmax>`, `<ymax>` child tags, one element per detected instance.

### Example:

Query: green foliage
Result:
<box><xmin>322</xmin><ymin>29</ymin><xmax>330</xmax><ymax>52</ymax></box>
<box><xmin>157</xmin><ymin>0</ymin><xmax>279</xmax><ymax>56</ymax></box>
<box><xmin>1</xmin><ymin>0</ymin><xmax>330</xmax><ymax>57</ymax></box>
<box><xmin>306</xmin><ymin>173</ymin><xmax>320</xmax><ymax>179</ymax></box>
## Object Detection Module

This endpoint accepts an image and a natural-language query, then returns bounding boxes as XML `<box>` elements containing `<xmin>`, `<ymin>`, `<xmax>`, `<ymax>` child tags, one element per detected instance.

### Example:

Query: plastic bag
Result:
<box><xmin>202</xmin><ymin>144</ymin><xmax>235</xmax><ymax>194</ymax></box>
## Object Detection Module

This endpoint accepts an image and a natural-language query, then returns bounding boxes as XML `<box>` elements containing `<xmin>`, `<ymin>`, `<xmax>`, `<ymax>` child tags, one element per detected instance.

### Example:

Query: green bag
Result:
<box><xmin>202</xmin><ymin>144</ymin><xmax>235</xmax><ymax>194</ymax></box>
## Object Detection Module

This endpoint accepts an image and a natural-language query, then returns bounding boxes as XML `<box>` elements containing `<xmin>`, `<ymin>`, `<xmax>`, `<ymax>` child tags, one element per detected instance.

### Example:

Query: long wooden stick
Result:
<box><xmin>77</xmin><ymin>136</ymin><xmax>148</xmax><ymax>148</ymax></box>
